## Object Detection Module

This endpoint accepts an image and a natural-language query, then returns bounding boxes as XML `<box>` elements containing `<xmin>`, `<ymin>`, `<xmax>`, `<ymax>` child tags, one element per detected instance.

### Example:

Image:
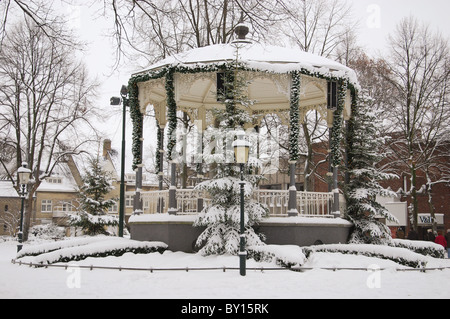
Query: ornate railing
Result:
<box><xmin>139</xmin><ymin>189</ymin><xmax>333</xmax><ymax>217</ymax></box>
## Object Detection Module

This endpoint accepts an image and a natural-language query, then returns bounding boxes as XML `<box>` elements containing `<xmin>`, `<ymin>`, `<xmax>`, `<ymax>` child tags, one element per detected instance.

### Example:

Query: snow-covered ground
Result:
<box><xmin>1</xmin><ymin>238</ymin><xmax>449</xmax><ymax>299</ymax></box>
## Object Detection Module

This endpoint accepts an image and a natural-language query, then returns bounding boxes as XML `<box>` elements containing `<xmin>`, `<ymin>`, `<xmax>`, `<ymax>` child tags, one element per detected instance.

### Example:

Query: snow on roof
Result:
<box><xmin>36</xmin><ymin>162</ymin><xmax>78</xmax><ymax>193</ymax></box>
<box><xmin>134</xmin><ymin>42</ymin><xmax>358</xmax><ymax>87</ymax></box>
<box><xmin>0</xmin><ymin>181</ymin><xmax>19</xmax><ymax>198</ymax></box>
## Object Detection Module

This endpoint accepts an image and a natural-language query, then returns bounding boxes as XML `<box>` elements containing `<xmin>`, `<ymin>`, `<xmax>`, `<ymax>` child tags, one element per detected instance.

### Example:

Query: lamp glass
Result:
<box><xmin>17</xmin><ymin>167</ymin><xmax>31</xmax><ymax>185</ymax></box>
<box><xmin>234</xmin><ymin>145</ymin><xmax>249</xmax><ymax>164</ymax></box>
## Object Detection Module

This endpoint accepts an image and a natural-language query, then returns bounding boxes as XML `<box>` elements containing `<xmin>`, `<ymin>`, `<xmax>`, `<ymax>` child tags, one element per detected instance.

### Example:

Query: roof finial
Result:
<box><xmin>234</xmin><ymin>12</ymin><xmax>249</xmax><ymax>40</ymax></box>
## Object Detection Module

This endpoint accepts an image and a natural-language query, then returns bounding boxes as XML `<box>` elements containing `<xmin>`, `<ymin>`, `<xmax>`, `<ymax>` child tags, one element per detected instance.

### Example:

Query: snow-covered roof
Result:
<box><xmin>0</xmin><ymin>181</ymin><xmax>19</xmax><ymax>198</ymax></box>
<box><xmin>36</xmin><ymin>162</ymin><xmax>78</xmax><ymax>193</ymax></box>
<box><xmin>133</xmin><ymin>42</ymin><xmax>358</xmax><ymax>86</ymax></box>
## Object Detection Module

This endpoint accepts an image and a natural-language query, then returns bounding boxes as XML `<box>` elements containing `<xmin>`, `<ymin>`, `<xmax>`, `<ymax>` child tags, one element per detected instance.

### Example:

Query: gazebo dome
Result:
<box><xmin>135</xmin><ymin>42</ymin><xmax>358</xmax><ymax>86</ymax></box>
<box><xmin>131</xmin><ymin>42</ymin><xmax>358</xmax><ymax>130</ymax></box>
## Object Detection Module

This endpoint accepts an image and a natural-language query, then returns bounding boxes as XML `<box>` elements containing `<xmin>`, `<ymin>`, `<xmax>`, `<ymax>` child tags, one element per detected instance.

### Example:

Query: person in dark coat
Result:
<box><xmin>426</xmin><ymin>229</ymin><xmax>436</xmax><ymax>242</ymax></box>
<box><xmin>407</xmin><ymin>229</ymin><xmax>418</xmax><ymax>240</ymax></box>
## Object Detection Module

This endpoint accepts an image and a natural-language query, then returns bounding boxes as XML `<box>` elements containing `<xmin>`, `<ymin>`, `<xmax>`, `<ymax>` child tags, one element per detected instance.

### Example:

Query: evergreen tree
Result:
<box><xmin>69</xmin><ymin>157</ymin><xmax>118</xmax><ymax>235</ymax></box>
<box><xmin>194</xmin><ymin>176</ymin><xmax>268</xmax><ymax>255</ymax></box>
<box><xmin>194</xmin><ymin>56</ymin><xmax>268</xmax><ymax>256</ymax></box>
<box><xmin>345</xmin><ymin>92</ymin><xmax>398</xmax><ymax>245</ymax></box>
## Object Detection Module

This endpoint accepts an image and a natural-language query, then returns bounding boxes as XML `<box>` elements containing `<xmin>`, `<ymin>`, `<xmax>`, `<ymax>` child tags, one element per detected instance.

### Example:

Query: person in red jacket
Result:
<box><xmin>434</xmin><ymin>231</ymin><xmax>447</xmax><ymax>250</ymax></box>
<box><xmin>445</xmin><ymin>230</ymin><xmax>450</xmax><ymax>258</ymax></box>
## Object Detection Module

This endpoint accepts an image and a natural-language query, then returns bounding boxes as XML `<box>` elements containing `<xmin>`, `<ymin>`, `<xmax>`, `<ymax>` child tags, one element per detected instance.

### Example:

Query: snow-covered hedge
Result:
<box><xmin>17</xmin><ymin>237</ymin><xmax>167</xmax><ymax>264</ymax></box>
<box><xmin>248</xmin><ymin>245</ymin><xmax>307</xmax><ymax>268</ymax></box>
<box><xmin>17</xmin><ymin>236</ymin><xmax>113</xmax><ymax>258</ymax></box>
<box><xmin>303</xmin><ymin>244</ymin><xmax>428</xmax><ymax>268</ymax></box>
<box><xmin>391</xmin><ymin>239</ymin><xmax>445</xmax><ymax>259</ymax></box>
<box><xmin>29</xmin><ymin>224</ymin><xmax>66</xmax><ymax>241</ymax></box>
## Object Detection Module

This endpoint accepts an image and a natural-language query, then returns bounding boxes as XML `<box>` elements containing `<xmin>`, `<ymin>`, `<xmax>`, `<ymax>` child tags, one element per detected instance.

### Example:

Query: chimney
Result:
<box><xmin>103</xmin><ymin>139</ymin><xmax>112</xmax><ymax>158</ymax></box>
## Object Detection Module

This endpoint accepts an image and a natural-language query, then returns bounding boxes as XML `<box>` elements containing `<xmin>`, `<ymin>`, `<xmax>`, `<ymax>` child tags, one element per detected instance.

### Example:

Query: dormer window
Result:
<box><xmin>46</xmin><ymin>177</ymin><xmax>62</xmax><ymax>184</ymax></box>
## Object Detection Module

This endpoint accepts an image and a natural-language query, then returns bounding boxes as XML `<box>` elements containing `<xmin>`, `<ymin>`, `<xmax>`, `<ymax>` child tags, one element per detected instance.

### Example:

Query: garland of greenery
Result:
<box><xmin>128</xmin><ymin>78</ymin><xmax>144</xmax><ymax>170</ymax></box>
<box><xmin>165</xmin><ymin>69</ymin><xmax>178</xmax><ymax>161</ymax></box>
<box><xmin>345</xmin><ymin>88</ymin><xmax>358</xmax><ymax>172</ymax></box>
<box><xmin>127</xmin><ymin>62</ymin><xmax>357</xmax><ymax>172</ymax></box>
<box><xmin>330</xmin><ymin>80</ymin><xmax>348</xmax><ymax>168</ymax></box>
<box><xmin>155</xmin><ymin>119</ymin><xmax>161</xmax><ymax>174</ymax></box>
<box><xmin>289</xmin><ymin>71</ymin><xmax>301</xmax><ymax>161</ymax></box>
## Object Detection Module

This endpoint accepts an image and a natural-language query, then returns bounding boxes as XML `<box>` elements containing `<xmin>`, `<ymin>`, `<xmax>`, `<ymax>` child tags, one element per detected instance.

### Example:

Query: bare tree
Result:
<box><xmin>0</xmin><ymin>17</ymin><xmax>100</xmax><ymax>240</ymax></box>
<box><xmin>279</xmin><ymin>0</ymin><xmax>354</xmax><ymax>58</ymax></box>
<box><xmin>382</xmin><ymin>16</ymin><xmax>450</xmax><ymax>232</ymax></box>
<box><xmin>98</xmin><ymin>0</ymin><xmax>286</xmax><ymax>67</ymax></box>
<box><xmin>0</xmin><ymin>0</ymin><xmax>81</xmax><ymax>46</ymax></box>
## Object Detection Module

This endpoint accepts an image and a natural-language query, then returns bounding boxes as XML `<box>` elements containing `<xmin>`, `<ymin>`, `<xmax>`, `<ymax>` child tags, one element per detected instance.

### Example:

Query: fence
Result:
<box><xmin>11</xmin><ymin>259</ymin><xmax>450</xmax><ymax>273</ymax></box>
<box><xmin>138</xmin><ymin>189</ymin><xmax>333</xmax><ymax>217</ymax></box>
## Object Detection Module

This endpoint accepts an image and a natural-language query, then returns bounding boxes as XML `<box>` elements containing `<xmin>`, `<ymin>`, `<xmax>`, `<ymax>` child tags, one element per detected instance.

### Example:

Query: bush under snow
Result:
<box><xmin>17</xmin><ymin>237</ymin><xmax>167</xmax><ymax>264</ymax></box>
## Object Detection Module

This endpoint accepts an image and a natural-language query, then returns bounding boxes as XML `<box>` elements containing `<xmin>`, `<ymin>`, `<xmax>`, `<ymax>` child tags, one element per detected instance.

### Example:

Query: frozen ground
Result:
<box><xmin>1</xmin><ymin>238</ymin><xmax>449</xmax><ymax>299</ymax></box>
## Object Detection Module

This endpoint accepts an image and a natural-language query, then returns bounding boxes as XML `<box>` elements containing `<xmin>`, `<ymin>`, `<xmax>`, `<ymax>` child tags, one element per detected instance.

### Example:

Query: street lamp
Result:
<box><xmin>232</xmin><ymin>131</ymin><xmax>250</xmax><ymax>277</ymax></box>
<box><xmin>17</xmin><ymin>162</ymin><xmax>31</xmax><ymax>252</ymax></box>
<box><xmin>110</xmin><ymin>85</ymin><xmax>129</xmax><ymax>237</ymax></box>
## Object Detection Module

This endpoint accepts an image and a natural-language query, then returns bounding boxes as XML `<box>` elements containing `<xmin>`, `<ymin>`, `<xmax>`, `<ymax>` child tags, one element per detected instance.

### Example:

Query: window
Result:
<box><xmin>61</xmin><ymin>201</ymin><xmax>72</xmax><ymax>212</ymax></box>
<box><xmin>125</xmin><ymin>195</ymin><xmax>134</xmax><ymax>208</ymax></box>
<box><xmin>46</xmin><ymin>177</ymin><xmax>62</xmax><ymax>184</ymax></box>
<box><xmin>41</xmin><ymin>200</ymin><xmax>52</xmax><ymax>213</ymax></box>
<box><xmin>108</xmin><ymin>202</ymin><xmax>118</xmax><ymax>213</ymax></box>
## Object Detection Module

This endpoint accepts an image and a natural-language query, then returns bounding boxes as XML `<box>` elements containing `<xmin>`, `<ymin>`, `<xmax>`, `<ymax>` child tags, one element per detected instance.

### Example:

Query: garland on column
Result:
<box><xmin>330</xmin><ymin>80</ymin><xmax>347</xmax><ymax>168</ymax></box>
<box><xmin>345</xmin><ymin>89</ymin><xmax>358</xmax><ymax>172</ymax></box>
<box><xmin>128</xmin><ymin>80</ymin><xmax>143</xmax><ymax>171</ymax></box>
<box><xmin>289</xmin><ymin>71</ymin><xmax>301</xmax><ymax>162</ymax></box>
<box><xmin>155</xmin><ymin>119</ymin><xmax>161</xmax><ymax>174</ymax></box>
<box><xmin>165</xmin><ymin>70</ymin><xmax>177</xmax><ymax>161</ymax></box>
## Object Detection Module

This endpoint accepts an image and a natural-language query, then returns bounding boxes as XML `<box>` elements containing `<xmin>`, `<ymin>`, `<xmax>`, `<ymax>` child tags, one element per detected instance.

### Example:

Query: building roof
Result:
<box><xmin>0</xmin><ymin>181</ymin><xmax>19</xmax><ymax>198</ymax></box>
<box><xmin>133</xmin><ymin>42</ymin><xmax>358</xmax><ymax>87</ymax></box>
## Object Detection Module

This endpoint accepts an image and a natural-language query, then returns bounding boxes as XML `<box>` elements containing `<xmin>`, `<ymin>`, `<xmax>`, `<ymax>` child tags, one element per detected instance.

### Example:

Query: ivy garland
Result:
<box><xmin>330</xmin><ymin>80</ymin><xmax>348</xmax><ymax>168</ymax></box>
<box><xmin>127</xmin><ymin>62</ymin><xmax>357</xmax><ymax>172</ymax></box>
<box><xmin>128</xmin><ymin>78</ymin><xmax>144</xmax><ymax>171</ymax></box>
<box><xmin>165</xmin><ymin>69</ymin><xmax>178</xmax><ymax>161</ymax></box>
<box><xmin>289</xmin><ymin>71</ymin><xmax>301</xmax><ymax>162</ymax></box>
<box><xmin>345</xmin><ymin>88</ymin><xmax>359</xmax><ymax>173</ymax></box>
<box><xmin>155</xmin><ymin>119</ymin><xmax>161</xmax><ymax>174</ymax></box>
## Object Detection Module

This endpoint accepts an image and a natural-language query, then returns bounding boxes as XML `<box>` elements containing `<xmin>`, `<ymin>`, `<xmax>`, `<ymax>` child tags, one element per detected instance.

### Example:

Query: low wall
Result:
<box><xmin>129</xmin><ymin>214</ymin><xmax>353</xmax><ymax>253</ymax></box>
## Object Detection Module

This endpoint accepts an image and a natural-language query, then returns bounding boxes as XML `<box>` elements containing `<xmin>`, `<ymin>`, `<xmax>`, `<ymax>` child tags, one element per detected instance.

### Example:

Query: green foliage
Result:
<box><xmin>165</xmin><ymin>69</ymin><xmax>178</xmax><ymax>161</ymax></box>
<box><xmin>345</xmin><ymin>92</ymin><xmax>398</xmax><ymax>245</ymax></box>
<box><xmin>330</xmin><ymin>80</ymin><xmax>347</xmax><ymax>167</ymax></box>
<box><xmin>289</xmin><ymin>71</ymin><xmax>301</xmax><ymax>161</ymax></box>
<box><xmin>194</xmin><ymin>177</ymin><xmax>268</xmax><ymax>256</ymax></box>
<box><xmin>69</xmin><ymin>157</ymin><xmax>118</xmax><ymax>235</ymax></box>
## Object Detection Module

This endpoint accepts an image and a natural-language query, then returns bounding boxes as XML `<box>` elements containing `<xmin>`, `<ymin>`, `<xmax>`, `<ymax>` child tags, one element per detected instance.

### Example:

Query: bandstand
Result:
<box><xmin>126</xmin><ymin>25</ymin><xmax>359</xmax><ymax>250</ymax></box>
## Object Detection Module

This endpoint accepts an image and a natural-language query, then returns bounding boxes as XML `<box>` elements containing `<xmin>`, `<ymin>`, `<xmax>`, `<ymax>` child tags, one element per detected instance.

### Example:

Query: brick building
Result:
<box><xmin>308</xmin><ymin>138</ymin><xmax>450</xmax><ymax>240</ymax></box>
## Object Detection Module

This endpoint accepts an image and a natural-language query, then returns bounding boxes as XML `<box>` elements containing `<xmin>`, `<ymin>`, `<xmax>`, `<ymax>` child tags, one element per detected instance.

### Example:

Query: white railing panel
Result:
<box><xmin>138</xmin><ymin>189</ymin><xmax>334</xmax><ymax>217</ymax></box>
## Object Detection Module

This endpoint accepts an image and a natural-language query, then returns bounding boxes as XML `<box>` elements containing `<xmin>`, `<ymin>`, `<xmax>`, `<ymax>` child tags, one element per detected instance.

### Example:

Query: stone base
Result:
<box><xmin>129</xmin><ymin>214</ymin><xmax>353</xmax><ymax>253</ymax></box>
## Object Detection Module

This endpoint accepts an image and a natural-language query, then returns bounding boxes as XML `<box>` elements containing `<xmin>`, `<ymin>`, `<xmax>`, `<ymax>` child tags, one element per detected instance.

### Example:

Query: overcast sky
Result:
<box><xmin>74</xmin><ymin>0</ymin><xmax>450</xmax><ymax>107</ymax></box>
<box><xmin>64</xmin><ymin>0</ymin><xmax>450</xmax><ymax>170</ymax></box>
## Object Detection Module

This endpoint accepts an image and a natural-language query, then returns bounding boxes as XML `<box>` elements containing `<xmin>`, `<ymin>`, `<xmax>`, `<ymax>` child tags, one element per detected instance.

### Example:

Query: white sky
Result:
<box><xmin>62</xmin><ymin>0</ymin><xmax>450</xmax><ymax>172</ymax></box>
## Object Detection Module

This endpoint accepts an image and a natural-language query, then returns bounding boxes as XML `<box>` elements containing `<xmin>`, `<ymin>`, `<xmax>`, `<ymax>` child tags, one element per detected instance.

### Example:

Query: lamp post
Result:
<box><xmin>17</xmin><ymin>162</ymin><xmax>31</xmax><ymax>252</ymax></box>
<box><xmin>232</xmin><ymin>131</ymin><xmax>250</xmax><ymax>277</ymax></box>
<box><xmin>110</xmin><ymin>85</ymin><xmax>129</xmax><ymax>237</ymax></box>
